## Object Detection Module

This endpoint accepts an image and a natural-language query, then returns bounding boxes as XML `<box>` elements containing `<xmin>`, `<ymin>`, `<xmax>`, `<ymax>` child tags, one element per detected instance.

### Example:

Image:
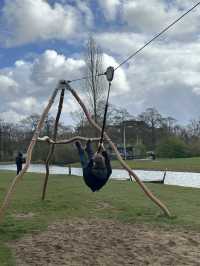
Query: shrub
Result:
<box><xmin>156</xmin><ymin>137</ymin><xmax>189</xmax><ymax>158</ymax></box>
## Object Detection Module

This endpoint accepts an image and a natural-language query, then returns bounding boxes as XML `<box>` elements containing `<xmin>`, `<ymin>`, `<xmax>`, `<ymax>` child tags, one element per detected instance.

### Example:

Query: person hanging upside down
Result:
<box><xmin>75</xmin><ymin>139</ymin><xmax>112</xmax><ymax>192</ymax></box>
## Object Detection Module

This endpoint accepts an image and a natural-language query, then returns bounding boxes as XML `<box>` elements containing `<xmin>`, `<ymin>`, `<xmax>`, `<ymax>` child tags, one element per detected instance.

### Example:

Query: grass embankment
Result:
<box><xmin>0</xmin><ymin>170</ymin><xmax>200</xmax><ymax>265</ymax></box>
<box><xmin>72</xmin><ymin>157</ymin><xmax>200</xmax><ymax>172</ymax></box>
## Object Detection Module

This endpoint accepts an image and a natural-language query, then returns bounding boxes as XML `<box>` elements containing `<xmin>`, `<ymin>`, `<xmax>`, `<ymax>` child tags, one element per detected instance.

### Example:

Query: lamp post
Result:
<box><xmin>0</xmin><ymin>126</ymin><xmax>3</xmax><ymax>161</ymax></box>
<box><xmin>122</xmin><ymin>121</ymin><xmax>136</xmax><ymax>160</ymax></box>
<box><xmin>123</xmin><ymin>122</ymin><xmax>127</xmax><ymax>160</ymax></box>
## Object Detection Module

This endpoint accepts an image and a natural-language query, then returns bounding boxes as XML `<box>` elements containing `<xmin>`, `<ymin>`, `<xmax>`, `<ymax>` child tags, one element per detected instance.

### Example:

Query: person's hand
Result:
<box><xmin>87</xmin><ymin>138</ymin><xmax>91</xmax><ymax>144</ymax></box>
<box><xmin>98</xmin><ymin>143</ymin><xmax>105</xmax><ymax>151</ymax></box>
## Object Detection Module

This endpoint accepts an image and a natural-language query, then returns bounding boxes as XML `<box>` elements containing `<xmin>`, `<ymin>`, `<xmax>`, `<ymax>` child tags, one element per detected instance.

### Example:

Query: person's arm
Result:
<box><xmin>102</xmin><ymin>150</ymin><xmax>112</xmax><ymax>177</ymax></box>
<box><xmin>87</xmin><ymin>158</ymin><xmax>94</xmax><ymax>168</ymax></box>
<box><xmin>85</xmin><ymin>139</ymin><xmax>94</xmax><ymax>160</ymax></box>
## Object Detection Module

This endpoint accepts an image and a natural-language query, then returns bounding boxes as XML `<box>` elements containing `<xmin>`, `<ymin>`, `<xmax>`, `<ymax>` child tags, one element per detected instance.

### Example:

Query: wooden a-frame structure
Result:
<box><xmin>0</xmin><ymin>80</ymin><xmax>171</xmax><ymax>222</ymax></box>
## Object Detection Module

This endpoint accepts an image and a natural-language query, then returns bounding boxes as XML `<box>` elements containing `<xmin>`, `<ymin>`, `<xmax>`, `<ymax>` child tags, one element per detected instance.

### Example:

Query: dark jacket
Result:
<box><xmin>16</xmin><ymin>154</ymin><xmax>23</xmax><ymax>166</ymax></box>
<box><xmin>83</xmin><ymin>151</ymin><xmax>112</xmax><ymax>192</ymax></box>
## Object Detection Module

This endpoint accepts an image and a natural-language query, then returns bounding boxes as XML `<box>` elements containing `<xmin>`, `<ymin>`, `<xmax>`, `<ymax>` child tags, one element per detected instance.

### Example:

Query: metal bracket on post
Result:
<box><xmin>58</xmin><ymin>80</ymin><xmax>68</xmax><ymax>90</ymax></box>
<box><xmin>105</xmin><ymin>66</ymin><xmax>115</xmax><ymax>82</ymax></box>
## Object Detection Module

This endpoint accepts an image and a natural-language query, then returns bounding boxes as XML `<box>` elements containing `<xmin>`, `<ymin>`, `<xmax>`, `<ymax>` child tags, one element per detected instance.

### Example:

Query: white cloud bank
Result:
<box><xmin>0</xmin><ymin>49</ymin><xmax>124</xmax><ymax>124</ymax></box>
<box><xmin>0</xmin><ymin>50</ymin><xmax>86</xmax><ymax>123</ymax></box>
<box><xmin>1</xmin><ymin>0</ymin><xmax>200</xmax><ymax>124</ymax></box>
<box><xmin>0</xmin><ymin>0</ymin><xmax>93</xmax><ymax>47</ymax></box>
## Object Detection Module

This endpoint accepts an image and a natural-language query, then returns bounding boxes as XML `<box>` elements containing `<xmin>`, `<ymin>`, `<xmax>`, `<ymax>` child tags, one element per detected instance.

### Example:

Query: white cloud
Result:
<box><xmin>75</xmin><ymin>0</ymin><xmax>94</xmax><ymax>28</ymax></box>
<box><xmin>122</xmin><ymin>0</ymin><xmax>200</xmax><ymax>40</ymax></box>
<box><xmin>9</xmin><ymin>96</ymin><xmax>38</xmax><ymax>112</ymax></box>
<box><xmin>0</xmin><ymin>0</ymin><xmax>90</xmax><ymax>47</ymax></box>
<box><xmin>98</xmin><ymin>0</ymin><xmax>121</xmax><ymax>21</ymax></box>
<box><xmin>95</xmin><ymin>32</ymin><xmax>146</xmax><ymax>58</ymax></box>
<box><xmin>1</xmin><ymin>1</ymin><xmax>200</xmax><ymax>125</ymax></box>
<box><xmin>0</xmin><ymin>49</ymin><xmax>86</xmax><ymax>123</ymax></box>
<box><xmin>95</xmin><ymin>31</ymin><xmax>200</xmax><ymax>123</ymax></box>
<box><xmin>193</xmin><ymin>87</ymin><xmax>200</xmax><ymax>95</ymax></box>
<box><xmin>31</xmin><ymin>49</ymin><xmax>85</xmax><ymax>87</ymax></box>
<box><xmin>1</xmin><ymin>110</ymin><xmax>25</xmax><ymax>123</ymax></box>
<box><xmin>0</xmin><ymin>75</ymin><xmax>18</xmax><ymax>93</ymax></box>
<box><xmin>97</xmin><ymin>0</ymin><xmax>200</xmax><ymax>41</ymax></box>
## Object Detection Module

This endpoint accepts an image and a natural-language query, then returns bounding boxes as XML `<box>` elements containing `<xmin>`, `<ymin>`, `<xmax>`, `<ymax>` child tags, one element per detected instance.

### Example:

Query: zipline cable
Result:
<box><xmin>67</xmin><ymin>72</ymin><xmax>105</xmax><ymax>83</ymax></box>
<box><xmin>115</xmin><ymin>1</ymin><xmax>200</xmax><ymax>71</ymax></box>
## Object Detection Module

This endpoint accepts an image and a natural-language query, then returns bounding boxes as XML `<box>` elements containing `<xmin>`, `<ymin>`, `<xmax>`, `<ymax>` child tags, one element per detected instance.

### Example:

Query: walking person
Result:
<box><xmin>15</xmin><ymin>152</ymin><xmax>25</xmax><ymax>174</ymax></box>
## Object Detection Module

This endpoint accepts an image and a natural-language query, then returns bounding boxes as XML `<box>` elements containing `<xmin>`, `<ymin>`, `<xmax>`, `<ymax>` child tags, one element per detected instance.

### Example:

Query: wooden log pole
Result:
<box><xmin>42</xmin><ymin>89</ymin><xmax>65</xmax><ymax>200</ymax></box>
<box><xmin>0</xmin><ymin>87</ymin><xmax>59</xmax><ymax>222</ymax></box>
<box><xmin>66</xmin><ymin>82</ymin><xmax>171</xmax><ymax>217</ymax></box>
<box><xmin>38</xmin><ymin>136</ymin><xmax>101</xmax><ymax>144</ymax></box>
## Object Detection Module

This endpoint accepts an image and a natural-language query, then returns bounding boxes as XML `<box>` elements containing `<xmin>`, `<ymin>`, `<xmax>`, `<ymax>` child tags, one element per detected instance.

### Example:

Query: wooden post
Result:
<box><xmin>42</xmin><ymin>89</ymin><xmax>65</xmax><ymax>200</ymax></box>
<box><xmin>66</xmin><ymin>83</ymin><xmax>171</xmax><ymax>217</ymax></box>
<box><xmin>0</xmin><ymin>87</ymin><xmax>59</xmax><ymax>222</ymax></box>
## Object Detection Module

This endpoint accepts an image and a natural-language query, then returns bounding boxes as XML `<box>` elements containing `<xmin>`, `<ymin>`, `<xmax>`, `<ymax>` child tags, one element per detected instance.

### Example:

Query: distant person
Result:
<box><xmin>15</xmin><ymin>152</ymin><xmax>25</xmax><ymax>174</ymax></box>
<box><xmin>75</xmin><ymin>139</ymin><xmax>112</xmax><ymax>192</ymax></box>
<box><xmin>151</xmin><ymin>152</ymin><xmax>156</xmax><ymax>160</ymax></box>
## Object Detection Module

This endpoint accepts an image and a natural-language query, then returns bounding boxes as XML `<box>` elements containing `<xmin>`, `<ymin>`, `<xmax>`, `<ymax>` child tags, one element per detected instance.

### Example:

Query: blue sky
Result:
<box><xmin>0</xmin><ymin>0</ymin><xmax>200</xmax><ymax>126</ymax></box>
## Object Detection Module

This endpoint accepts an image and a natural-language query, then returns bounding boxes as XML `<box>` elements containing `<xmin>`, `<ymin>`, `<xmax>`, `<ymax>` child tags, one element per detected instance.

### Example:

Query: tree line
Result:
<box><xmin>1</xmin><ymin>106</ymin><xmax>200</xmax><ymax>164</ymax></box>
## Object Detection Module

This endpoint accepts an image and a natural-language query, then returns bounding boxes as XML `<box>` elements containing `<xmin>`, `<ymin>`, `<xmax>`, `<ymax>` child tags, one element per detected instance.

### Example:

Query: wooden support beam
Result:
<box><xmin>38</xmin><ymin>136</ymin><xmax>101</xmax><ymax>144</ymax></box>
<box><xmin>42</xmin><ymin>89</ymin><xmax>65</xmax><ymax>200</ymax></box>
<box><xmin>0</xmin><ymin>87</ymin><xmax>59</xmax><ymax>222</ymax></box>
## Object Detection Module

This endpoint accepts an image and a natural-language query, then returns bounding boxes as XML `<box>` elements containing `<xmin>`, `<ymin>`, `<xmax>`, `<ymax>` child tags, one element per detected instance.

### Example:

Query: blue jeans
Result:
<box><xmin>76</xmin><ymin>142</ymin><xmax>94</xmax><ymax>168</ymax></box>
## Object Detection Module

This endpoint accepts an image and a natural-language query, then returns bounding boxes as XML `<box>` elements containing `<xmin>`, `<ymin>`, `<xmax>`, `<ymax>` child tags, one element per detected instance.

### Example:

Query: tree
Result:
<box><xmin>138</xmin><ymin>108</ymin><xmax>162</xmax><ymax>150</ymax></box>
<box><xmin>187</xmin><ymin>118</ymin><xmax>200</xmax><ymax>138</ymax></box>
<box><xmin>108</xmin><ymin>105</ymin><xmax>134</xmax><ymax>125</ymax></box>
<box><xmin>84</xmin><ymin>36</ymin><xmax>106</xmax><ymax>125</ymax></box>
<box><xmin>161</xmin><ymin>116</ymin><xmax>177</xmax><ymax>135</ymax></box>
<box><xmin>156</xmin><ymin>137</ymin><xmax>188</xmax><ymax>158</ymax></box>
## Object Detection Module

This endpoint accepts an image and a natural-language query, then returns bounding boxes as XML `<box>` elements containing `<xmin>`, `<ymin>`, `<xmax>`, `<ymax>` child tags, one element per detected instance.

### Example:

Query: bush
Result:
<box><xmin>134</xmin><ymin>143</ymin><xmax>147</xmax><ymax>158</ymax></box>
<box><xmin>54</xmin><ymin>144</ymin><xmax>79</xmax><ymax>164</ymax></box>
<box><xmin>188</xmin><ymin>139</ymin><xmax>200</xmax><ymax>157</ymax></box>
<box><xmin>156</xmin><ymin>137</ymin><xmax>189</xmax><ymax>158</ymax></box>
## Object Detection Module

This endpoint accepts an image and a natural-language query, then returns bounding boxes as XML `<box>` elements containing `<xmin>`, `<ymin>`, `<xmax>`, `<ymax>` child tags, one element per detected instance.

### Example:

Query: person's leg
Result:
<box><xmin>85</xmin><ymin>139</ymin><xmax>94</xmax><ymax>160</ymax></box>
<box><xmin>17</xmin><ymin>164</ymin><xmax>22</xmax><ymax>174</ymax></box>
<box><xmin>75</xmin><ymin>141</ymin><xmax>87</xmax><ymax>168</ymax></box>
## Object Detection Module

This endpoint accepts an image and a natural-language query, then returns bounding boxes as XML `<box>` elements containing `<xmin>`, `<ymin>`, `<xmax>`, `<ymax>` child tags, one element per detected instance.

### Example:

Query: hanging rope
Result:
<box><xmin>97</xmin><ymin>81</ymin><xmax>112</xmax><ymax>153</ymax></box>
<box><xmin>97</xmin><ymin>67</ymin><xmax>114</xmax><ymax>153</ymax></box>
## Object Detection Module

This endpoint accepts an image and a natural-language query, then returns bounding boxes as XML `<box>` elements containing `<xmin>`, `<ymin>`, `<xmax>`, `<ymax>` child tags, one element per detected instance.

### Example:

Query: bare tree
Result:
<box><xmin>138</xmin><ymin>108</ymin><xmax>162</xmax><ymax>149</ymax></box>
<box><xmin>85</xmin><ymin>36</ymin><xmax>106</xmax><ymax>125</ymax></box>
<box><xmin>187</xmin><ymin>118</ymin><xmax>200</xmax><ymax>138</ymax></box>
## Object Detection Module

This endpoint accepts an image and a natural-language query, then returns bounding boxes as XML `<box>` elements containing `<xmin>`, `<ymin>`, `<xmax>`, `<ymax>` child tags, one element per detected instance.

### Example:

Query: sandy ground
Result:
<box><xmin>9</xmin><ymin>218</ymin><xmax>200</xmax><ymax>266</ymax></box>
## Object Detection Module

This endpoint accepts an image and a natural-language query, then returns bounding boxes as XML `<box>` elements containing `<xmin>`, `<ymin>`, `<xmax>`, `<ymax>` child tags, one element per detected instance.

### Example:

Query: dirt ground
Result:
<box><xmin>9</xmin><ymin>218</ymin><xmax>200</xmax><ymax>266</ymax></box>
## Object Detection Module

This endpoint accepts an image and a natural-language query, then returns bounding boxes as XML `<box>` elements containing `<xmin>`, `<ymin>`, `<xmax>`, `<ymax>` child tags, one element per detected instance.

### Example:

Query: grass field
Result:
<box><xmin>72</xmin><ymin>157</ymin><xmax>200</xmax><ymax>172</ymax></box>
<box><xmin>0</xmin><ymin>170</ymin><xmax>200</xmax><ymax>265</ymax></box>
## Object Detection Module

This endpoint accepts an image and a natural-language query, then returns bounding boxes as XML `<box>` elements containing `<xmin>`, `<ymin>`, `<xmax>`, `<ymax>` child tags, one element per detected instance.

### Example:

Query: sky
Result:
<box><xmin>0</xmin><ymin>0</ymin><xmax>200</xmax><ymax>126</ymax></box>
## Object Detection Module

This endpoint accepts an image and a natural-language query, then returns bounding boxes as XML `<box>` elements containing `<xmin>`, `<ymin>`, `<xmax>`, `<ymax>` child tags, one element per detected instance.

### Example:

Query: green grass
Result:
<box><xmin>72</xmin><ymin>157</ymin><xmax>200</xmax><ymax>172</ymax></box>
<box><xmin>0</xmin><ymin>170</ymin><xmax>200</xmax><ymax>265</ymax></box>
